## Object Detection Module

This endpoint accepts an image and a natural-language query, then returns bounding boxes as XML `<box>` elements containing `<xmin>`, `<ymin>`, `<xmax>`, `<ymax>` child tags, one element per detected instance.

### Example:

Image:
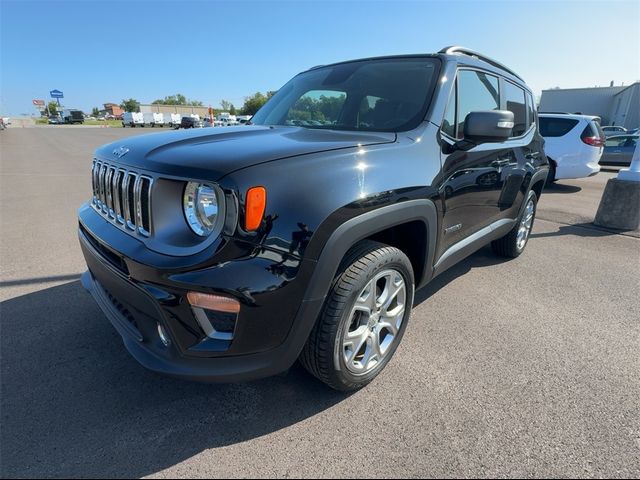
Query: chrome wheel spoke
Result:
<box><xmin>354</xmin><ymin>278</ymin><xmax>376</xmax><ymax>315</ymax></box>
<box><xmin>517</xmin><ymin>199</ymin><xmax>535</xmax><ymax>250</ymax></box>
<box><xmin>342</xmin><ymin>268</ymin><xmax>407</xmax><ymax>375</ymax></box>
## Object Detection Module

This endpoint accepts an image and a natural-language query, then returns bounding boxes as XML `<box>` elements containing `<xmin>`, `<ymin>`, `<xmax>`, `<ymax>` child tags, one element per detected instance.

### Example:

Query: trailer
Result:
<box><xmin>62</xmin><ymin>109</ymin><xmax>84</xmax><ymax>124</ymax></box>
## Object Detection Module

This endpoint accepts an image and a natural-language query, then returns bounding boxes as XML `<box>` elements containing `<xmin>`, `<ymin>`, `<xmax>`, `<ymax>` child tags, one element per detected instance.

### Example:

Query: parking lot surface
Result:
<box><xmin>1</xmin><ymin>127</ymin><xmax>639</xmax><ymax>478</ymax></box>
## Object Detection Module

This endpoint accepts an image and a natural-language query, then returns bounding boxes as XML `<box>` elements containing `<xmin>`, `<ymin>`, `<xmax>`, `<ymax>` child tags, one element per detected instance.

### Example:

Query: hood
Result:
<box><xmin>96</xmin><ymin>126</ymin><xmax>396</xmax><ymax>180</ymax></box>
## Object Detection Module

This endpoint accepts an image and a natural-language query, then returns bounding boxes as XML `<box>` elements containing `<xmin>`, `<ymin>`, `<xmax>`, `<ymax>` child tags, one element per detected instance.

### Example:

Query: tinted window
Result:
<box><xmin>539</xmin><ymin>117</ymin><xmax>579</xmax><ymax>137</ymax></box>
<box><xmin>527</xmin><ymin>92</ymin><xmax>535</xmax><ymax>129</ymax></box>
<box><xmin>285</xmin><ymin>90</ymin><xmax>346</xmax><ymax>126</ymax></box>
<box><xmin>441</xmin><ymin>87</ymin><xmax>456</xmax><ymax>137</ymax></box>
<box><xmin>605</xmin><ymin>136</ymin><xmax>629</xmax><ymax>147</ymax></box>
<box><xmin>457</xmin><ymin>70</ymin><xmax>500</xmax><ymax>138</ymax></box>
<box><xmin>582</xmin><ymin>120</ymin><xmax>604</xmax><ymax>140</ymax></box>
<box><xmin>252</xmin><ymin>58</ymin><xmax>440</xmax><ymax>132</ymax></box>
<box><xmin>503</xmin><ymin>81</ymin><xmax>527</xmax><ymax>136</ymax></box>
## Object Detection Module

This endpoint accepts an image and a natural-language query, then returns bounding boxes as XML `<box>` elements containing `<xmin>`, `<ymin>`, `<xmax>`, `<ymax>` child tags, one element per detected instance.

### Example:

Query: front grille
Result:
<box><xmin>91</xmin><ymin>160</ymin><xmax>152</xmax><ymax>236</ymax></box>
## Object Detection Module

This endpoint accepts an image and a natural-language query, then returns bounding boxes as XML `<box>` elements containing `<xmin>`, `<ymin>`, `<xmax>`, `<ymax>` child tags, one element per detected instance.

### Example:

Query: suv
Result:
<box><xmin>538</xmin><ymin>113</ymin><xmax>604</xmax><ymax>183</ymax></box>
<box><xmin>78</xmin><ymin>46</ymin><xmax>548</xmax><ymax>391</ymax></box>
<box><xmin>178</xmin><ymin>116</ymin><xmax>204</xmax><ymax>129</ymax></box>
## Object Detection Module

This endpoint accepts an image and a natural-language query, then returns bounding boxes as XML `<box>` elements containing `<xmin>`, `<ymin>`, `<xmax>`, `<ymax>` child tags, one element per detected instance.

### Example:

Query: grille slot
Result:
<box><xmin>91</xmin><ymin>161</ymin><xmax>153</xmax><ymax>237</ymax></box>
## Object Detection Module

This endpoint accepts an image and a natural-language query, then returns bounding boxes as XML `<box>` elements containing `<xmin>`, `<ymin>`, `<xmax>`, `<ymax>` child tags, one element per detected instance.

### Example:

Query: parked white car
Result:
<box><xmin>602</xmin><ymin>125</ymin><xmax>627</xmax><ymax>137</ymax></box>
<box><xmin>539</xmin><ymin>113</ymin><xmax>604</xmax><ymax>183</ymax></box>
<box><xmin>122</xmin><ymin>112</ymin><xmax>144</xmax><ymax>127</ymax></box>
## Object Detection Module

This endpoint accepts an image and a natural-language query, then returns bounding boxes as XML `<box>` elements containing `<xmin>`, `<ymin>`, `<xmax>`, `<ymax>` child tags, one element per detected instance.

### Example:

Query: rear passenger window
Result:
<box><xmin>457</xmin><ymin>70</ymin><xmax>500</xmax><ymax>139</ymax></box>
<box><xmin>527</xmin><ymin>92</ymin><xmax>535</xmax><ymax>129</ymax></box>
<box><xmin>503</xmin><ymin>81</ymin><xmax>527</xmax><ymax>136</ymax></box>
<box><xmin>539</xmin><ymin>117</ymin><xmax>579</xmax><ymax>137</ymax></box>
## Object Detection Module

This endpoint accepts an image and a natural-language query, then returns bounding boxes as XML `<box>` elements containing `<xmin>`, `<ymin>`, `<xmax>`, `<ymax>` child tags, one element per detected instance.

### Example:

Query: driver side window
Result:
<box><xmin>457</xmin><ymin>70</ymin><xmax>500</xmax><ymax>139</ymax></box>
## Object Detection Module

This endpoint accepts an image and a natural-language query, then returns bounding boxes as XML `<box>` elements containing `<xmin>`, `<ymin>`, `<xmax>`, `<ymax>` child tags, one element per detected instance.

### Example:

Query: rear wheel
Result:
<box><xmin>299</xmin><ymin>240</ymin><xmax>414</xmax><ymax>391</ymax></box>
<box><xmin>491</xmin><ymin>190</ymin><xmax>537</xmax><ymax>258</ymax></box>
<box><xmin>546</xmin><ymin>161</ymin><xmax>556</xmax><ymax>184</ymax></box>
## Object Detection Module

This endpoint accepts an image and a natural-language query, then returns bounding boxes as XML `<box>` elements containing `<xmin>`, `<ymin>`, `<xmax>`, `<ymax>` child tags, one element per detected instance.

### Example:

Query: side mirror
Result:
<box><xmin>464</xmin><ymin>110</ymin><xmax>514</xmax><ymax>143</ymax></box>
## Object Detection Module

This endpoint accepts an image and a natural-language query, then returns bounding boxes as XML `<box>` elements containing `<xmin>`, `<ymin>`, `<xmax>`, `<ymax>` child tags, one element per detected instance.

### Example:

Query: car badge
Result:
<box><xmin>113</xmin><ymin>146</ymin><xmax>130</xmax><ymax>158</ymax></box>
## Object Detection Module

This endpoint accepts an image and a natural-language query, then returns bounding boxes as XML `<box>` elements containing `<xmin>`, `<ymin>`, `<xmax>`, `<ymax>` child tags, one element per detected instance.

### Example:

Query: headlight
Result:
<box><xmin>183</xmin><ymin>182</ymin><xmax>222</xmax><ymax>236</ymax></box>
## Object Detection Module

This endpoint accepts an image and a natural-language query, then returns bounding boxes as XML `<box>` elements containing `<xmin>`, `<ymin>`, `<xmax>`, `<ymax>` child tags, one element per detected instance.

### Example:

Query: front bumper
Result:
<box><xmin>78</xmin><ymin>213</ymin><xmax>323</xmax><ymax>383</ymax></box>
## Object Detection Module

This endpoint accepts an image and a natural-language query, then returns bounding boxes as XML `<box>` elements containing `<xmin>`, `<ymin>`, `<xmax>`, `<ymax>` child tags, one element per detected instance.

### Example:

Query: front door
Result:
<box><xmin>436</xmin><ymin>69</ymin><xmax>507</xmax><ymax>257</ymax></box>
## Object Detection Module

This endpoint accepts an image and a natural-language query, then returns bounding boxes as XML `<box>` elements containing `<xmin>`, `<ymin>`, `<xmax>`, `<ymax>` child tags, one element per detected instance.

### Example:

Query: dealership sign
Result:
<box><xmin>50</xmin><ymin>89</ymin><xmax>64</xmax><ymax>98</ymax></box>
<box><xmin>32</xmin><ymin>99</ymin><xmax>45</xmax><ymax>106</ymax></box>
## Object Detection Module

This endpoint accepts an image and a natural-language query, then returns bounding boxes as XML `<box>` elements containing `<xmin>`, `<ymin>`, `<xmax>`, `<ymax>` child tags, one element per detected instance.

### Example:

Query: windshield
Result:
<box><xmin>251</xmin><ymin>57</ymin><xmax>440</xmax><ymax>132</ymax></box>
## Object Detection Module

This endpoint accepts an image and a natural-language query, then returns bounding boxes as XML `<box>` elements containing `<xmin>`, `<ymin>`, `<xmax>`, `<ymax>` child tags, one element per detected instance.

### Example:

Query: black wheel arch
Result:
<box><xmin>302</xmin><ymin>199</ymin><xmax>438</xmax><ymax>304</ymax></box>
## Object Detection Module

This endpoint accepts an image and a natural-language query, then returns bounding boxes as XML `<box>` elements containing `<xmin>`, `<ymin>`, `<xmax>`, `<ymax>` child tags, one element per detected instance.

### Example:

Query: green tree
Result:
<box><xmin>229</xmin><ymin>104</ymin><xmax>237</xmax><ymax>115</ymax></box>
<box><xmin>47</xmin><ymin>101</ymin><xmax>58</xmax><ymax>116</ymax></box>
<box><xmin>120</xmin><ymin>98</ymin><xmax>140</xmax><ymax>112</ymax></box>
<box><xmin>92</xmin><ymin>107</ymin><xmax>100</xmax><ymax>116</ymax></box>
<box><xmin>152</xmin><ymin>94</ymin><xmax>203</xmax><ymax>106</ymax></box>
<box><xmin>241</xmin><ymin>92</ymin><xmax>270</xmax><ymax>116</ymax></box>
<box><xmin>220</xmin><ymin>99</ymin><xmax>232</xmax><ymax>111</ymax></box>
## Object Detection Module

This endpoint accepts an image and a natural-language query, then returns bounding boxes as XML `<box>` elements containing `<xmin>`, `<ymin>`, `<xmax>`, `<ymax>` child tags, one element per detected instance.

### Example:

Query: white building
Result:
<box><xmin>539</xmin><ymin>82</ymin><xmax>639</xmax><ymax>128</ymax></box>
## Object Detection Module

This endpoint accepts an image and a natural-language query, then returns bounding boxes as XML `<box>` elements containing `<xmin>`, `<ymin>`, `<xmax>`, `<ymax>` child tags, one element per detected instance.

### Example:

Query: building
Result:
<box><xmin>539</xmin><ymin>82</ymin><xmax>639</xmax><ymax>128</ymax></box>
<box><xmin>102</xmin><ymin>103</ymin><xmax>124</xmax><ymax>118</ymax></box>
<box><xmin>140</xmin><ymin>104</ymin><xmax>210</xmax><ymax>118</ymax></box>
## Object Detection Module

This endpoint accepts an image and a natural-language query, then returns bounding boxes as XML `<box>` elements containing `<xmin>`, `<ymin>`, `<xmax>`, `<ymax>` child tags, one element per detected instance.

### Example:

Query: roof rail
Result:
<box><xmin>438</xmin><ymin>46</ymin><xmax>524</xmax><ymax>81</ymax></box>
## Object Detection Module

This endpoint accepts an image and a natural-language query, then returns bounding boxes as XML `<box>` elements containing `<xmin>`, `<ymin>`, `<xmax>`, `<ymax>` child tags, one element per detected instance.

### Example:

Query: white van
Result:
<box><xmin>153</xmin><ymin>112</ymin><xmax>165</xmax><ymax>127</ymax></box>
<box><xmin>163</xmin><ymin>113</ymin><xmax>181</xmax><ymax>128</ymax></box>
<box><xmin>122</xmin><ymin>112</ymin><xmax>144</xmax><ymax>127</ymax></box>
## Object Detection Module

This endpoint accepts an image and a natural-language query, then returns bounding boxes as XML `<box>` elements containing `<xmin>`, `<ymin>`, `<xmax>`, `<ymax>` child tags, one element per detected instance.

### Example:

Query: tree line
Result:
<box><xmin>116</xmin><ymin>91</ymin><xmax>277</xmax><ymax>116</ymax></box>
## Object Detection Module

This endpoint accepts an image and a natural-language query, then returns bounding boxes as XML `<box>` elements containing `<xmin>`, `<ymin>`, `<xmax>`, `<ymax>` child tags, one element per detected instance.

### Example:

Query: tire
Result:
<box><xmin>491</xmin><ymin>190</ymin><xmax>537</xmax><ymax>258</ymax></box>
<box><xmin>299</xmin><ymin>240</ymin><xmax>414</xmax><ymax>391</ymax></box>
<box><xmin>546</xmin><ymin>161</ymin><xmax>556</xmax><ymax>184</ymax></box>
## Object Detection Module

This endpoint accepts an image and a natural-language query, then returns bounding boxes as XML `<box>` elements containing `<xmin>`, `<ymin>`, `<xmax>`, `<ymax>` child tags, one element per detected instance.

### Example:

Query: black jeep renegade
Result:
<box><xmin>78</xmin><ymin>46</ymin><xmax>548</xmax><ymax>391</ymax></box>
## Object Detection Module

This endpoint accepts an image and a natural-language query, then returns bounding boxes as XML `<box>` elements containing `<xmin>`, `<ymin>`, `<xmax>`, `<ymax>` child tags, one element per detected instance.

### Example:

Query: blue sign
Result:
<box><xmin>50</xmin><ymin>90</ymin><xmax>64</xmax><ymax>99</ymax></box>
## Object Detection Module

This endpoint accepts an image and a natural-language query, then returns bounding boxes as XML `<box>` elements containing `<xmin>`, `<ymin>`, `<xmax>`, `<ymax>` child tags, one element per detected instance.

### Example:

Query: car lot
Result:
<box><xmin>1</xmin><ymin>127</ymin><xmax>639</xmax><ymax>478</ymax></box>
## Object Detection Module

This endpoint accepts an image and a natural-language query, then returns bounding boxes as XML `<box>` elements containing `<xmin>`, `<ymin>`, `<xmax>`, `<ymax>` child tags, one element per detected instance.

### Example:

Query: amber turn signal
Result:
<box><xmin>245</xmin><ymin>186</ymin><xmax>266</xmax><ymax>231</ymax></box>
<box><xmin>186</xmin><ymin>292</ymin><xmax>240</xmax><ymax>314</ymax></box>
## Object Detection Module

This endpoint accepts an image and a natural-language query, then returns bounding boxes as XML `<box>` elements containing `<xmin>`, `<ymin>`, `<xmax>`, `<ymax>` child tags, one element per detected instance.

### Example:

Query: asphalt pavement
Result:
<box><xmin>1</xmin><ymin>127</ymin><xmax>639</xmax><ymax>478</ymax></box>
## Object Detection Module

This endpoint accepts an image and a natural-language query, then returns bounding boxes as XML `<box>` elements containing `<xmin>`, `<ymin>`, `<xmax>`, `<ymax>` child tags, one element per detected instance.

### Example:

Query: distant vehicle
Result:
<box><xmin>215</xmin><ymin>112</ymin><xmax>239</xmax><ymax>126</ymax></box>
<box><xmin>599</xmin><ymin>134</ymin><xmax>638</xmax><ymax>167</ymax></box>
<box><xmin>177</xmin><ymin>116</ymin><xmax>204</xmax><ymax>129</ymax></box>
<box><xmin>627</xmin><ymin>127</ymin><xmax>639</xmax><ymax>135</ymax></box>
<box><xmin>142</xmin><ymin>112</ymin><xmax>164</xmax><ymax>127</ymax></box>
<box><xmin>62</xmin><ymin>109</ymin><xmax>84</xmax><ymax>124</ymax></box>
<box><xmin>122</xmin><ymin>112</ymin><xmax>144</xmax><ymax>127</ymax></box>
<box><xmin>539</xmin><ymin>113</ymin><xmax>604</xmax><ymax>183</ymax></box>
<box><xmin>601</xmin><ymin>126</ymin><xmax>627</xmax><ymax>137</ymax></box>
<box><xmin>48</xmin><ymin>115</ymin><xmax>63</xmax><ymax>124</ymax></box>
<box><xmin>2</xmin><ymin>117</ymin><xmax>11</xmax><ymax>126</ymax></box>
<box><xmin>153</xmin><ymin>112</ymin><xmax>165</xmax><ymax>127</ymax></box>
<box><xmin>162</xmin><ymin>113</ymin><xmax>181</xmax><ymax>128</ymax></box>
<box><xmin>236</xmin><ymin>115</ymin><xmax>252</xmax><ymax>125</ymax></box>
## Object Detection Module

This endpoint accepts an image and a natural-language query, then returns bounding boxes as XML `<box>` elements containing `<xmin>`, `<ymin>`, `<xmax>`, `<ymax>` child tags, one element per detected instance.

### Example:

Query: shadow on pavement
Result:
<box><xmin>414</xmin><ymin>245</ymin><xmax>508</xmax><ymax>306</ymax></box>
<box><xmin>0</xmin><ymin>281</ymin><xmax>350</xmax><ymax>478</ymax></box>
<box><xmin>1</xmin><ymin>246</ymin><xmax>516</xmax><ymax>477</ymax></box>
<box><xmin>529</xmin><ymin>222</ymin><xmax>629</xmax><ymax>239</ymax></box>
<box><xmin>543</xmin><ymin>183</ymin><xmax>582</xmax><ymax>194</ymax></box>
<box><xmin>0</xmin><ymin>273</ymin><xmax>81</xmax><ymax>288</ymax></box>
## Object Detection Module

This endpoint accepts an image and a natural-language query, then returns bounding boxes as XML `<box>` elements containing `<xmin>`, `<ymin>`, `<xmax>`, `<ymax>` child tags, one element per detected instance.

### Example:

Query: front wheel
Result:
<box><xmin>299</xmin><ymin>240</ymin><xmax>414</xmax><ymax>391</ymax></box>
<box><xmin>491</xmin><ymin>190</ymin><xmax>537</xmax><ymax>258</ymax></box>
